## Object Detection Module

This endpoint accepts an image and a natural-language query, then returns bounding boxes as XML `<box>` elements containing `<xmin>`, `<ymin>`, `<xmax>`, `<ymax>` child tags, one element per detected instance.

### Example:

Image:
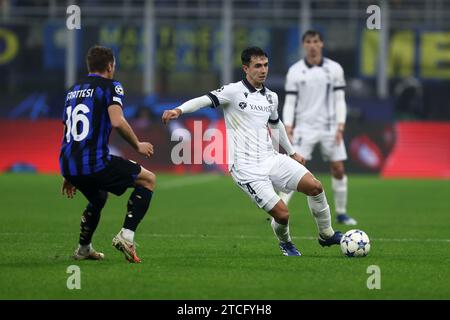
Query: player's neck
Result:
<box><xmin>89</xmin><ymin>71</ymin><xmax>112</xmax><ymax>79</ymax></box>
<box><xmin>305</xmin><ymin>55</ymin><xmax>322</xmax><ymax>66</ymax></box>
<box><xmin>245</xmin><ymin>76</ymin><xmax>264</xmax><ymax>90</ymax></box>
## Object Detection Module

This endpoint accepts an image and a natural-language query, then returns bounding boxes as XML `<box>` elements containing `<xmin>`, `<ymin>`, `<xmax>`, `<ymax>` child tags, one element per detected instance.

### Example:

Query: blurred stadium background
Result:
<box><xmin>1</xmin><ymin>0</ymin><xmax>449</xmax><ymax>177</ymax></box>
<box><xmin>1</xmin><ymin>0</ymin><xmax>450</xmax><ymax>301</ymax></box>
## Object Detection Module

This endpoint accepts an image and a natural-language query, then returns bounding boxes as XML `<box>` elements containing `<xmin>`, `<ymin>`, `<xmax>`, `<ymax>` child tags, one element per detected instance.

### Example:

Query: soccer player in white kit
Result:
<box><xmin>162</xmin><ymin>47</ymin><xmax>342</xmax><ymax>256</ymax></box>
<box><xmin>279</xmin><ymin>30</ymin><xmax>357</xmax><ymax>226</ymax></box>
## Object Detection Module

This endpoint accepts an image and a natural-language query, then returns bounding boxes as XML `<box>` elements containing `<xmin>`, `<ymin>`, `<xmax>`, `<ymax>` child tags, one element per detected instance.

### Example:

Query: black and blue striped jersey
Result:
<box><xmin>59</xmin><ymin>74</ymin><xmax>125</xmax><ymax>176</ymax></box>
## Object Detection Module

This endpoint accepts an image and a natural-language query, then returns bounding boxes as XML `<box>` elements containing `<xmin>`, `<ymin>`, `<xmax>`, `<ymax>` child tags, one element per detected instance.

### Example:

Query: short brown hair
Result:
<box><xmin>241</xmin><ymin>47</ymin><xmax>268</xmax><ymax>66</ymax></box>
<box><xmin>302</xmin><ymin>30</ymin><xmax>323</xmax><ymax>42</ymax></box>
<box><xmin>86</xmin><ymin>45</ymin><xmax>115</xmax><ymax>73</ymax></box>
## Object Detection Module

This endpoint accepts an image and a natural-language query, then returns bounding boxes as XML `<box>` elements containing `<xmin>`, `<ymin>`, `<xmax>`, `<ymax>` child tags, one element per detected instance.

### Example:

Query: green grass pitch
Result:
<box><xmin>0</xmin><ymin>173</ymin><xmax>449</xmax><ymax>299</ymax></box>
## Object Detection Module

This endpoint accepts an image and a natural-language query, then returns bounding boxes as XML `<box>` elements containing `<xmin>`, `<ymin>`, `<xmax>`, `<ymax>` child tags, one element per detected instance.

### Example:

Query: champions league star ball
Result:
<box><xmin>340</xmin><ymin>229</ymin><xmax>371</xmax><ymax>257</ymax></box>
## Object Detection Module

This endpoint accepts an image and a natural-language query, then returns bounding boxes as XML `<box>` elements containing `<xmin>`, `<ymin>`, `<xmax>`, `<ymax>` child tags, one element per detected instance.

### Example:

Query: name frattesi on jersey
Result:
<box><xmin>66</xmin><ymin>88</ymin><xmax>95</xmax><ymax>101</ymax></box>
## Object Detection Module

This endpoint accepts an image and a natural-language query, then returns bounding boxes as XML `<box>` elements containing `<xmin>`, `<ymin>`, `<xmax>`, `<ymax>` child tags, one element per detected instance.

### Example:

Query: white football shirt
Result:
<box><xmin>207</xmin><ymin>78</ymin><xmax>280</xmax><ymax>172</ymax></box>
<box><xmin>284</xmin><ymin>57</ymin><xmax>346</xmax><ymax>130</ymax></box>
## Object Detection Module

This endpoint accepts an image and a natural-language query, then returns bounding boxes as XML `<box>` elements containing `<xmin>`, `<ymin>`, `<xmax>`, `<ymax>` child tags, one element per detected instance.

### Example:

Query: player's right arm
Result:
<box><xmin>283</xmin><ymin>67</ymin><xmax>298</xmax><ymax>142</ymax></box>
<box><xmin>162</xmin><ymin>95</ymin><xmax>212</xmax><ymax>124</ymax></box>
<box><xmin>162</xmin><ymin>85</ymin><xmax>232</xmax><ymax>125</ymax></box>
<box><xmin>60</xmin><ymin>122</ymin><xmax>77</xmax><ymax>198</ymax></box>
<box><xmin>108</xmin><ymin>105</ymin><xmax>154</xmax><ymax>158</ymax></box>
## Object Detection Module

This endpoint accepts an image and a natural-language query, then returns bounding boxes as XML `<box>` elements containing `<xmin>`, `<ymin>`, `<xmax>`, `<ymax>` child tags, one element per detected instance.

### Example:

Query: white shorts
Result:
<box><xmin>230</xmin><ymin>154</ymin><xmax>309</xmax><ymax>212</ymax></box>
<box><xmin>293</xmin><ymin>128</ymin><xmax>347</xmax><ymax>162</ymax></box>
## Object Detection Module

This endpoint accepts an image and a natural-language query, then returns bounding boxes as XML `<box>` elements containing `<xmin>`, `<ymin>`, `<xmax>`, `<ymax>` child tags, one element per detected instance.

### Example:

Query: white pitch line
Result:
<box><xmin>137</xmin><ymin>233</ymin><xmax>450</xmax><ymax>243</ymax></box>
<box><xmin>1</xmin><ymin>232</ymin><xmax>448</xmax><ymax>243</ymax></box>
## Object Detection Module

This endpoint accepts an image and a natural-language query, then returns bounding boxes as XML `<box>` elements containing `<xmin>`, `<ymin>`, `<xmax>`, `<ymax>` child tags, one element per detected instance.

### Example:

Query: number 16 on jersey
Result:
<box><xmin>65</xmin><ymin>104</ymin><xmax>90</xmax><ymax>142</ymax></box>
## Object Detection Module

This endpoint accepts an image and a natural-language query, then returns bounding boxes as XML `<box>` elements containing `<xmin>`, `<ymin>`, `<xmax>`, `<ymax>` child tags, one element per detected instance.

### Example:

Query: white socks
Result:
<box><xmin>307</xmin><ymin>191</ymin><xmax>334</xmax><ymax>238</ymax></box>
<box><xmin>121</xmin><ymin>228</ymin><xmax>135</xmax><ymax>242</ymax></box>
<box><xmin>279</xmin><ymin>191</ymin><xmax>294</xmax><ymax>206</ymax></box>
<box><xmin>271</xmin><ymin>219</ymin><xmax>292</xmax><ymax>243</ymax></box>
<box><xmin>281</xmin><ymin>176</ymin><xmax>348</xmax><ymax>216</ymax></box>
<box><xmin>332</xmin><ymin>175</ymin><xmax>348</xmax><ymax>215</ymax></box>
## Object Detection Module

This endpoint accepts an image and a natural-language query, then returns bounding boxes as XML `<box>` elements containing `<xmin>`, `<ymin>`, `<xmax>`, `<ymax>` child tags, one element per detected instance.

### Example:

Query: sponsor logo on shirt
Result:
<box><xmin>249</xmin><ymin>104</ymin><xmax>272</xmax><ymax>113</ymax></box>
<box><xmin>239</xmin><ymin>102</ymin><xmax>247</xmax><ymax>109</ymax></box>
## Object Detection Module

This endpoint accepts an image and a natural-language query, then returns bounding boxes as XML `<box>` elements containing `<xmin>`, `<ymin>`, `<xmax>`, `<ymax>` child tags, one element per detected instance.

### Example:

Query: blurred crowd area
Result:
<box><xmin>1</xmin><ymin>0</ymin><xmax>448</xmax><ymax>10</ymax></box>
<box><xmin>1</xmin><ymin>0</ymin><xmax>449</xmax><ymax>176</ymax></box>
<box><xmin>1</xmin><ymin>0</ymin><xmax>449</xmax><ymax>122</ymax></box>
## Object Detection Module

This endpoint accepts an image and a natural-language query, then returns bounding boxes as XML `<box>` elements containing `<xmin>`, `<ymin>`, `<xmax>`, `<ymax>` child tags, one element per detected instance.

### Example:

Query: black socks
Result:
<box><xmin>123</xmin><ymin>187</ymin><xmax>153</xmax><ymax>231</ymax></box>
<box><xmin>79</xmin><ymin>203</ymin><xmax>102</xmax><ymax>245</ymax></box>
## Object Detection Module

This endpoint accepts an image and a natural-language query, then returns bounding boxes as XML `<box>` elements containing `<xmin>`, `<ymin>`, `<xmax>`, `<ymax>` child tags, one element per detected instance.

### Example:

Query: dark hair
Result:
<box><xmin>241</xmin><ymin>46</ymin><xmax>268</xmax><ymax>66</ymax></box>
<box><xmin>86</xmin><ymin>45</ymin><xmax>115</xmax><ymax>72</ymax></box>
<box><xmin>302</xmin><ymin>30</ymin><xmax>323</xmax><ymax>42</ymax></box>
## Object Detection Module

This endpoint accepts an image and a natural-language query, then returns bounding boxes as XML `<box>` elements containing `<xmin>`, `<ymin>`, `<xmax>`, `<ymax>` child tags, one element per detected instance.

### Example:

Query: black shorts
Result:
<box><xmin>64</xmin><ymin>155</ymin><xmax>142</xmax><ymax>197</ymax></box>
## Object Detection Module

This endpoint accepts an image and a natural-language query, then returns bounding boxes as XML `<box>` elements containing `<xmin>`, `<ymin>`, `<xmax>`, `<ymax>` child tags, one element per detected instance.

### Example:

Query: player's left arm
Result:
<box><xmin>268</xmin><ymin>94</ymin><xmax>305</xmax><ymax>165</ymax></box>
<box><xmin>108</xmin><ymin>82</ymin><xmax>154</xmax><ymax>157</ymax></box>
<box><xmin>334</xmin><ymin>63</ymin><xmax>347</xmax><ymax>145</ymax></box>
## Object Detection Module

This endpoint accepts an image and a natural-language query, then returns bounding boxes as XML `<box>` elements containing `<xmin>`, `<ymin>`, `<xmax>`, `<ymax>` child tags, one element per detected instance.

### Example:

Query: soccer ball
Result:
<box><xmin>340</xmin><ymin>229</ymin><xmax>371</xmax><ymax>257</ymax></box>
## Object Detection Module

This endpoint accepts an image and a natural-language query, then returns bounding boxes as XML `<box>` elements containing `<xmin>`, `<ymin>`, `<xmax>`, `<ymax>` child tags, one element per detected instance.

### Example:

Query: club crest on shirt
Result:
<box><xmin>244</xmin><ymin>92</ymin><xmax>248</xmax><ymax>98</ymax></box>
<box><xmin>238</xmin><ymin>102</ymin><xmax>247</xmax><ymax>109</ymax></box>
<box><xmin>265</xmin><ymin>93</ymin><xmax>273</xmax><ymax>104</ymax></box>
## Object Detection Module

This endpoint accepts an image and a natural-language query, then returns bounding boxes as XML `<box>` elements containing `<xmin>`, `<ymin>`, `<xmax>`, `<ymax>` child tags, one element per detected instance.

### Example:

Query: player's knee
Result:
<box><xmin>332</xmin><ymin>168</ymin><xmax>344</xmax><ymax>179</ymax></box>
<box><xmin>87</xmin><ymin>193</ymin><xmax>107</xmax><ymax>215</ymax></box>
<box><xmin>275</xmin><ymin>214</ymin><xmax>289</xmax><ymax>225</ymax></box>
<box><xmin>307</xmin><ymin>180</ymin><xmax>323</xmax><ymax>196</ymax></box>
<box><xmin>148</xmin><ymin>172</ymin><xmax>156</xmax><ymax>189</ymax></box>
<box><xmin>142</xmin><ymin>171</ymin><xmax>156</xmax><ymax>191</ymax></box>
<box><xmin>333</xmin><ymin>172</ymin><xmax>344</xmax><ymax>180</ymax></box>
<box><xmin>273</xmin><ymin>207</ymin><xmax>289</xmax><ymax>224</ymax></box>
<box><xmin>331</xmin><ymin>163</ymin><xmax>345</xmax><ymax>179</ymax></box>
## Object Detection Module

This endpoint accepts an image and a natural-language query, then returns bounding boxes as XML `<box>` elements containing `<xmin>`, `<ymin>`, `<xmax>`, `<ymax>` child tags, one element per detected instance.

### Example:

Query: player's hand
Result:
<box><xmin>285</xmin><ymin>125</ymin><xmax>294</xmax><ymax>143</ymax></box>
<box><xmin>290</xmin><ymin>152</ymin><xmax>306</xmax><ymax>165</ymax></box>
<box><xmin>335</xmin><ymin>129</ymin><xmax>344</xmax><ymax>145</ymax></box>
<box><xmin>137</xmin><ymin>142</ymin><xmax>154</xmax><ymax>158</ymax></box>
<box><xmin>162</xmin><ymin>108</ymin><xmax>182</xmax><ymax>125</ymax></box>
<box><xmin>61</xmin><ymin>179</ymin><xmax>76</xmax><ymax>199</ymax></box>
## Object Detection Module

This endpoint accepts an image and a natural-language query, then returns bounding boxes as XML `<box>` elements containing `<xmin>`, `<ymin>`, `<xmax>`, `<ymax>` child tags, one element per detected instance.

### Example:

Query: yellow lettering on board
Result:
<box><xmin>421</xmin><ymin>32</ymin><xmax>450</xmax><ymax>79</ymax></box>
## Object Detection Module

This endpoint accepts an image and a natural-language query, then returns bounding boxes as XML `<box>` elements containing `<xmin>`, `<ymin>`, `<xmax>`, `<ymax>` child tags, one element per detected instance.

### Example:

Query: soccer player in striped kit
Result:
<box><xmin>60</xmin><ymin>46</ymin><xmax>155</xmax><ymax>263</ymax></box>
